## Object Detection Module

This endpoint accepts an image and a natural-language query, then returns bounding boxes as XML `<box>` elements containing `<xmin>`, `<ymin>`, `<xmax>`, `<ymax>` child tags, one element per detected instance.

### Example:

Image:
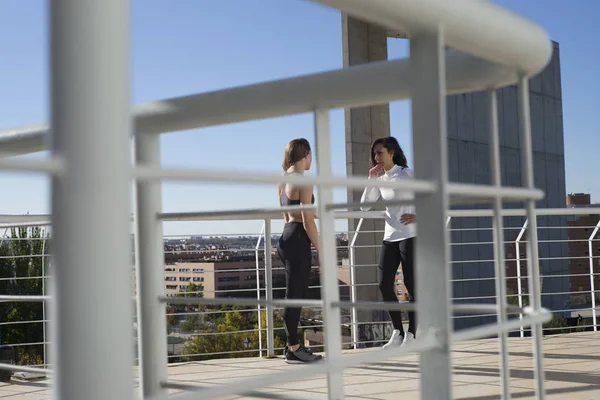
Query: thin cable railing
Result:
<box><xmin>1</xmin><ymin>215</ymin><xmax>597</xmax><ymax>375</ymax></box>
<box><xmin>1</xmin><ymin>208</ymin><xmax>598</xmax><ymax>394</ymax></box>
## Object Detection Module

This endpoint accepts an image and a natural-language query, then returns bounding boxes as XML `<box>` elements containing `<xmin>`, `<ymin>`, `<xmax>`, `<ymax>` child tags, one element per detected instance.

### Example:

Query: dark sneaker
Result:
<box><xmin>283</xmin><ymin>344</ymin><xmax>316</xmax><ymax>359</ymax></box>
<box><xmin>285</xmin><ymin>344</ymin><xmax>323</xmax><ymax>364</ymax></box>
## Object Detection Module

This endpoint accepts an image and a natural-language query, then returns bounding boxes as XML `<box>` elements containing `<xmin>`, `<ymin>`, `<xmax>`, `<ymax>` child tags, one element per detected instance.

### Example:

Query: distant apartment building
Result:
<box><xmin>164</xmin><ymin>259</ymin><xmax>284</xmax><ymax>298</ymax></box>
<box><xmin>162</xmin><ymin>235</ymin><xmax>352</xmax><ymax>299</ymax></box>
<box><xmin>505</xmin><ymin>193</ymin><xmax>600</xmax><ymax>308</ymax></box>
<box><xmin>565</xmin><ymin>193</ymin><xmax>600</xmax><ymax>306</ymax></box>
<box><xmin>129</xmin><ymin>234</ymin><xmax>428</xmax><ymax>304</ymax></box>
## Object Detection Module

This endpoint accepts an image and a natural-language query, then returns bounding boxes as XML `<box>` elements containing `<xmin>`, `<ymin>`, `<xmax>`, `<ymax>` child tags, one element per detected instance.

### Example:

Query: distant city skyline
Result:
<box><xmin>0</xmin><ymin>0</ymin><xmax>597</xmax><ymax>236</ymax></box>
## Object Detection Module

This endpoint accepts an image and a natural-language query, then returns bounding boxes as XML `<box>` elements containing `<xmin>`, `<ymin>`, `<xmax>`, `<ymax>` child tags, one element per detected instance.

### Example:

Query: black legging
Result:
<box><xmin>378</xmin><ymin>237</ymin><xmax>417</xmax><ymax>336</ymax></box>
<box><xmin>276</xmin><ymin>222</ymin><xmax>313</xmax><ymax>346</ymax></box>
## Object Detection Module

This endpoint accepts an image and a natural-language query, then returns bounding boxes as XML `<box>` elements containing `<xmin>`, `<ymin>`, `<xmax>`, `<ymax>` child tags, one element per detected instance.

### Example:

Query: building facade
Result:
<box><xmin>343</xmin><ymin>16</ymin><xmax>568</xmax><ymax>333</ymax></box>
<box><xmin>565</xmin><ymin>193</ymin><xmax>600</xmax><ymax>307</ymax></box>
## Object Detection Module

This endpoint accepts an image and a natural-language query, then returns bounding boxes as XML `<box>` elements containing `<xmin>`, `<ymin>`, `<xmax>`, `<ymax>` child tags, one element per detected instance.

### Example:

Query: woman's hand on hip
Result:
<box><xmin>400</xmin><ymin>213</ymin><xmax>415</xmax><ymax>225</ymax></box>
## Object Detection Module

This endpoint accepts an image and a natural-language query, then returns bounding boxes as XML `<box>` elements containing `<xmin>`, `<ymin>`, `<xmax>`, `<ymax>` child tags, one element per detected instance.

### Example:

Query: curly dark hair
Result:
<box><xmin>369</xmin><ymin>136</ymin><xmax>408</xmax><ymax>168</ymax></box>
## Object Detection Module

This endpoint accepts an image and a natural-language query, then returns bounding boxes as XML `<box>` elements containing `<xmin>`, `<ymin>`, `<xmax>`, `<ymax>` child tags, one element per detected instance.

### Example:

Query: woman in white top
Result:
<box><xmin>360</xmin><ymin>136</ymin><xmax>417</xmax><ymax>349</ymax></box>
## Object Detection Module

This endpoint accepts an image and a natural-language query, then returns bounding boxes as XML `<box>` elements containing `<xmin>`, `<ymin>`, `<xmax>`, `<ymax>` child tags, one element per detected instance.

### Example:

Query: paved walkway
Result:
<box><xmin>1</xmin><ymin>332</ymin><xmax>598</xmax><ymax>399</ymax></box>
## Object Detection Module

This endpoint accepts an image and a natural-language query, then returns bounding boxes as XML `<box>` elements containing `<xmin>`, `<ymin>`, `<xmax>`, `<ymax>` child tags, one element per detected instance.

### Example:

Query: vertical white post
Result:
<box><xmin>264</xmin><ymin>219</ymin><xmax>275</xmax><ymax>357</ymax></box>
<box><xmin>517</xmin><ymin>76</ymin><xmax>546</xmax><ymax>399</ymax></box>
<box><xmin>41</xmin><ymin>235</ymin><xmax>48</xmax><ymax>367</ymax></box>
<box><xmin>314</xmin><ymin>109</ymin><xmax>344</xmax><ymax>399</ymax></box>
<box><xmin>515</xmin><ymin>220</ymin><xmax>528</xmax><ymax>338</ymax></box>
<box><xmin>50</xmin><ymin>0</ymin><xmax>133</xmax><ymax>399</ymax></box>
<box><xmin>255</xmin><ymin>222</ymin><xmax>265</xmax><ymax>357</ymax></box>
<box><xmin>133</xmin><ymin>132</ymin><xmax>168</xmax><ymax>398</ymax></box>
<box><xmin>410</xmin><ymin>30</ymin><xmax>453</xmax><ymax>400</ymax></box>
<box><xmin>588</xmin><ymin>220</ymin><xmax>599</xmax><ymax>331</ymax></box>
<box><xmin>488</xmin><ymin>89</ymin><xmax>511</xmax><ymax>399</ymax></box>
<box><xmin>348</xmin><ymin>218</ymin><xmax>363</xmax><ymax>350</ymax></box>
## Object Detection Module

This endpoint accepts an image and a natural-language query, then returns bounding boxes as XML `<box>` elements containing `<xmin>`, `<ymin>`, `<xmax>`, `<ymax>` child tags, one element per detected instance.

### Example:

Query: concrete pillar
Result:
<box><xmin>342</xmin><ymin>14</ymin><xmax>390</xmax><ymax>346</ymax></box>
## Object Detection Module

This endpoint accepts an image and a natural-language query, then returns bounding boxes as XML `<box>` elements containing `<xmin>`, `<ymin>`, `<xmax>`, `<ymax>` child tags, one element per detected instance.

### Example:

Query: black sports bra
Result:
<box><xmin>280</xmin><ymin>191</ymin><xmax>315</xmax><ymax>206</ymax></box>
<box><xmin>280</xmin><ymin>171</ymin><xmax>315</xmax><ymax>206</ymax></box>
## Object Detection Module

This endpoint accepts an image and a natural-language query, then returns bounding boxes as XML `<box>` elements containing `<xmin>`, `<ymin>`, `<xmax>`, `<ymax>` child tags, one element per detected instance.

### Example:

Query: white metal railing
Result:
<box><xmin>0</xmin><ymin>0</ymin><xmax>557</xmax><ymax>399</ymax></box>
<box><xmin>1</xmin><ymin>207</ymin><xmax>598</xmax><ymax>395</ymax></box>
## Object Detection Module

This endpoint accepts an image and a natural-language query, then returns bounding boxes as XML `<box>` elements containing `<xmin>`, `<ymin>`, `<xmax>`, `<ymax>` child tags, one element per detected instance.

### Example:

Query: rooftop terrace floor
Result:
<box><xmin>2</xmin><ymin>332</ymin><xmax>599</xmax><ymax>399</ymax></box>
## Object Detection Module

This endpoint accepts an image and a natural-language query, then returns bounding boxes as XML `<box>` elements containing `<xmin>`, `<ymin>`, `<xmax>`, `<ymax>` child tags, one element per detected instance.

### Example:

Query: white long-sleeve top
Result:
<box><xmin>360</xmin><ymin>164</ymin><xmax>416</xmax><ymax>242</ymax></box>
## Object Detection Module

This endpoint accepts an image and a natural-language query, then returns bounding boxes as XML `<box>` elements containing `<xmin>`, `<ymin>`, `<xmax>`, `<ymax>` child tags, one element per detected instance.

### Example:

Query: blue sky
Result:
<box><xmin>0</xmin><ymin>0</ymin><xmax>597</xmax><ymax>236</ymax></box>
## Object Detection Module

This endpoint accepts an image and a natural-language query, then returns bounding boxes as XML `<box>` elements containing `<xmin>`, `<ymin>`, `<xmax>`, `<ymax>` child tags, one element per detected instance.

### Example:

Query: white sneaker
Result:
<box><xmin>382</xmin><ymin>329</ymin><xmax>403</xmax><ymax>349</ymax></box>
<box><xmin>401</xmin><ymin>332</ymin><xmax>415</xmax><ymax>347</ymax></box>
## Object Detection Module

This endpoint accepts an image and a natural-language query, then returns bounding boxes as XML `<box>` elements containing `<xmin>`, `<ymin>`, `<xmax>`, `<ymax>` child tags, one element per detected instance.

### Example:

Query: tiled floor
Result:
<box><xmin>1</xmin><ymin>332</ymin><xmax>599</xmax><ymax>399</ymax></box>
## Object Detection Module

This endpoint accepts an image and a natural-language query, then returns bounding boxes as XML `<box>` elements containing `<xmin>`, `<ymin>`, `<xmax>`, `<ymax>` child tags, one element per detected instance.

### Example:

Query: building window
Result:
<box><xmin>179</xmin><ymin>277</ymin><xmax>191</xmax><ymax>282</ymax></box>
<box><xmin>396</xmin><ymin>289</ymin><xmax>403</xmax><ymax>295</ymax></box>
<box><xmin>218</xmin><ymin>276</ymin><xmax>240</xmax><ymax>283</ymax></box>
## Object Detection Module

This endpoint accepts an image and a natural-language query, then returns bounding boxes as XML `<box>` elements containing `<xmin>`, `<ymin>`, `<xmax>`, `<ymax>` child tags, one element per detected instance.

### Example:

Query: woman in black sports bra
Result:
<box><xmin>276</xmin><ymin>138</ymin><xmax>322</xmax><ymax>364</ymax></box>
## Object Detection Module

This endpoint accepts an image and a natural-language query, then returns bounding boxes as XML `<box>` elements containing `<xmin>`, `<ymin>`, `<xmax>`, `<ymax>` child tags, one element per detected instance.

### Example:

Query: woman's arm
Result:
<box><xmin>399</xmin><ymin>167</ymin><xmax>416</xmax><ymax>224</ymax></box>
<box><xmin>360</xmin><ymin>165</ymin><xmax>384</xmax><ymax>211</ymax></box>
<box><xmin>360</xmin><ymin>178</ymin><xmax>382</xmax><ymax>211</ymax></box>
<box><xmin>300</xmin><ymin>186</ymin><xmax>320</xmax><ymax>253</ymax></box>
<box><xmin>278</xmin><ymin>183</ymin><xmax>289</xmax><ymax>224</ymax></box>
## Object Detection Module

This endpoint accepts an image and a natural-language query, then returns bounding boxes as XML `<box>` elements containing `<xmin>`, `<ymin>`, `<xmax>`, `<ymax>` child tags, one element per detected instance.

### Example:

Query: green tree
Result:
<box><xmin>172</xmin><ymin>282</ymin><xmax>205</xmax><ymax>332</ymax></box>
<box><xmin>182</xmin><ymin>309</ymin><xmax>286</xmax><ymax>361</ymax></box>
<box><xmin>178</xmin><ymin>282</ymin><xmax>203</xmax><ymax>297</ymax></box>
<box><xmin>0</xmin><ymin>227</ymin><xmax>50</xmax><ymax>365</ymax></box>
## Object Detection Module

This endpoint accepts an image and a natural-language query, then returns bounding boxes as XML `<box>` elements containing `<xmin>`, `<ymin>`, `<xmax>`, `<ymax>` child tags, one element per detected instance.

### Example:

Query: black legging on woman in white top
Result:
<box><xmin>378</xmin><ymin>237</ymin><xmax>417</xmax><ymax>336</ymax></box>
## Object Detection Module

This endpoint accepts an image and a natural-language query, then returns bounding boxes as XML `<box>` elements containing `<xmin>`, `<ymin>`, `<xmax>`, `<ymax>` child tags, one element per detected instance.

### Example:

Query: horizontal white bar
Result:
<box><xmin>0</xmin><ymin>214</ymin><xmax>135</xmax><ymax>227</ymax></box>
<box><xmin>161</xmin><ymin>296</ymin><xmax>324</xmax><ymax>308</ymax></box>
<box><xmin>160</xmin><ymin>201</ymin><xmax>405</xmax><ymax>222</ymax></box>
<box><xmin>0</xmin><ymin>221</ymin><xmax>51</xmax><ymax>228</ymax></box>
<box><xmin>334</xmin><ymin>301</ymin><xmax>524</xmax><ymax>315</ymax></box>
<box><xmin>0</xmin><ymin>157</ymin><xmax>64</xmax><ymax>174</ymax></box>
<box><xmin>159</xmin><ymin>205</ymin><xmax>600</xmax><ymax>223</ymax></box>
<box><xmin>170</xmin><ymin>329</ymin><xmax>440</xmax><ymax>400</ymax></box>
<box><xmin>163</xmin><ymin>382</ymin><xmax>311</xmax><ymax>400</ymax></box>
<box><xmin>161</xmin><ymin>296</ymin><xmax>527</xmax><ymax>315</ymax></box>
<box><xmin>449</xmin><ymin>207</ymin><xmax>600</xmax><ymax>218</ymax></box>
<box><xmin>0</xmin><ymin>363</ymin><xmax>50</xmax><ymax>375</ymax></box>
<box><xmin>2</xmin><ymin>205</ymin><xmax>597</xmax><ymax>227</ymax></box>
<box><xmin>0</xmin><ymin>52</ymin><xmax>540</xmax><ymax>156</ymax></box>
<box><xmin>452</xmin><ymin>307</ymin><xmax>552</xmax><ymax>342</ymax></box>
<box><xmin>0</xmin><ymin>214</ymin><xmax>53</xmax><ymax>223</ymax></box>
<box><xmin>447</xmin><ymin>183</ymin><xmax>544</xmax><ymax>201</ymax></box>
<box><xmin>312</xmin><ymin>0</ymin><xmax>551</xmax><ymax>76</ymax></box>
<box><xmin>133</xmin><ymin>165</ymin><xmax>437</xmax><ymax>192</ymax></box>
<box><xmin>0</xmin><ymin>295</ymin><xmax>50</xmax><ymax>302</ymax></box>
<box><xmin>160</xmin><ymin>208</ymin><xmax>304</xmax><ymax>222</ymax></box>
